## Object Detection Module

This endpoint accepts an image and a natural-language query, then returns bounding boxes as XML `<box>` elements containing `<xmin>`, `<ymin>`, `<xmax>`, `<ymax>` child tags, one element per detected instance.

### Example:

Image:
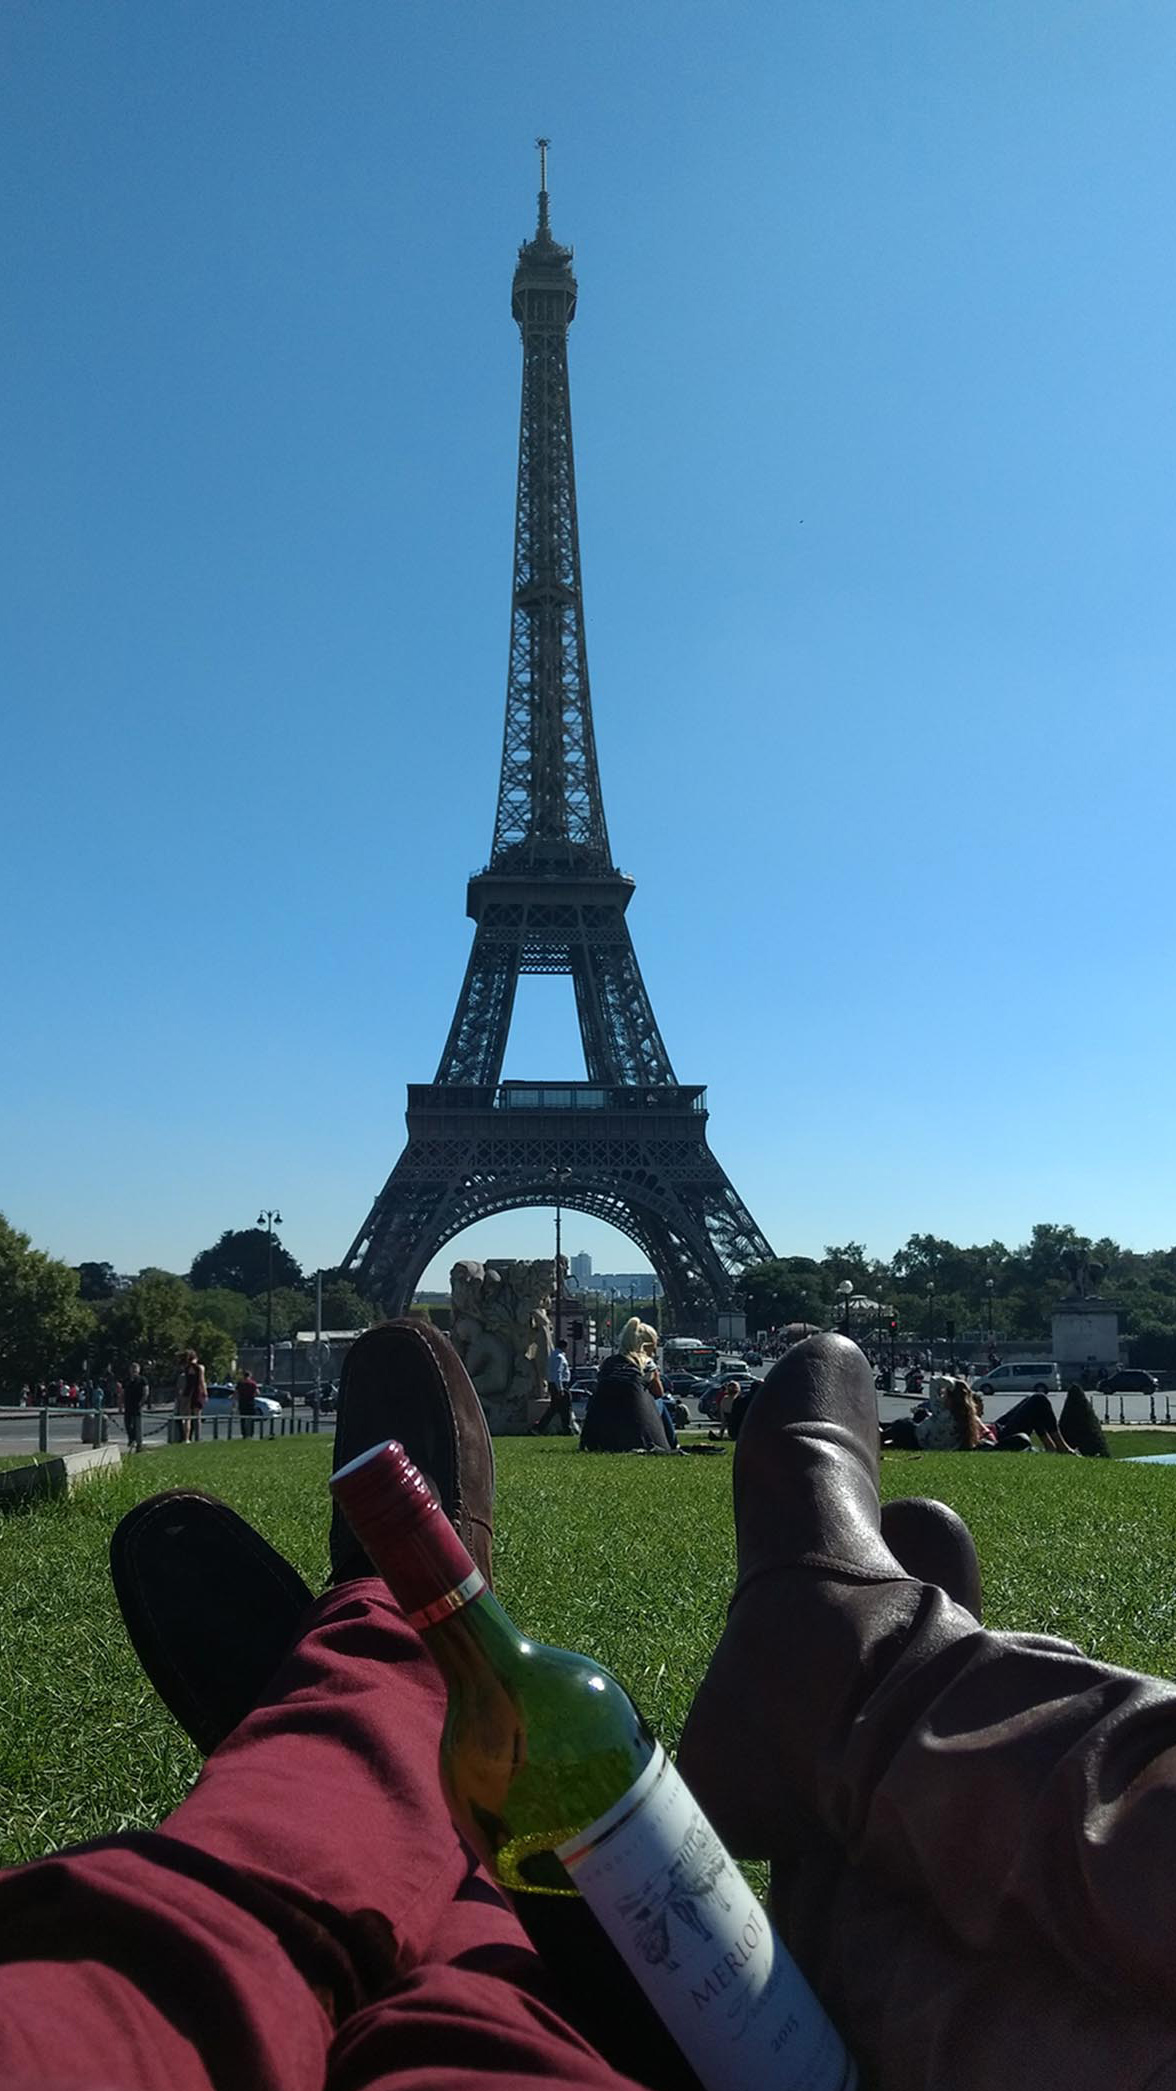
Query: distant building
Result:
<box><xmin>590</xmin><ymin>1273</ymin><xmax>655</xmax><ymax>1296</ymax></box>
<box><xmin>570</xmin><ymin>1252</ymin><xmax>593</xmax><ymax>1282</ymax></box>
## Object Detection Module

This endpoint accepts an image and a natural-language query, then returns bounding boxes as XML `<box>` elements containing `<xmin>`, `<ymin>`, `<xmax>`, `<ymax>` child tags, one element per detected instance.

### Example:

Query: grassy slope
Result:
<box><xmin>2</xmin><ymin>1435</ymin><xmax>1176</xmax><ymax>1866</ymax></box>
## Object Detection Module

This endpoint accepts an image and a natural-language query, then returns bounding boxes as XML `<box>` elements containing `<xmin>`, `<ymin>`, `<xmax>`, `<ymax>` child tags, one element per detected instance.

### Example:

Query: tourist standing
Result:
<box><xmin>175</xmin><ymin>1350</ymin><xmax>207</xmax><ymax>1444</ymax></box>
<box><xmin>236</xmin><ymin>1368</ymin><xmax>260</xmax><ymax>1440</ymax></box>
<box><xmin>122</xmin><ymin>1363</ymin><xmax>148</xmax><ymax>1454</ymax></box>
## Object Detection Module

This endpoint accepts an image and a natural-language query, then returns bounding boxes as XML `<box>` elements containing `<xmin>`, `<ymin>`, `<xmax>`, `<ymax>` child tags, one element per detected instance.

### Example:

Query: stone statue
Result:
<box><xmin>1060</xmin><ymin>1248</ymin><xmax>1106</xmax><ymax>1301</ymax></box>
<box><xmin>450</xmin><ymin>1261</ymin><xmax>512</xmax><ymax>1402</ymax></box>
<box><xmin>449</xmin><ymin>1255</ymin><xmax>559</xmax><ymax>1433</ymax></box>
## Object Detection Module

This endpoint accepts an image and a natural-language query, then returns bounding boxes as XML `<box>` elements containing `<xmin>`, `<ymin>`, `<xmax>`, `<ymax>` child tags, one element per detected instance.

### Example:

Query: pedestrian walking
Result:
<box><xmin>535</xmin><ymin>1341</ymin><xmax>574</xmax><ymax>1434</ymax></box>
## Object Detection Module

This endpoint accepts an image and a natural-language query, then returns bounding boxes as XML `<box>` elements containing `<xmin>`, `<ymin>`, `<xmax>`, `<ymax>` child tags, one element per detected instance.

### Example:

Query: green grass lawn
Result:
<box><xmin>1109</xmin><ymin>1430</ymin><xmax>1176</xmax><ymax>1460</ymax></box>
<box><xmin>2</xmin><ymin>1433</ymin><xmax>1176</xmax><ymax>1868</ymax></box>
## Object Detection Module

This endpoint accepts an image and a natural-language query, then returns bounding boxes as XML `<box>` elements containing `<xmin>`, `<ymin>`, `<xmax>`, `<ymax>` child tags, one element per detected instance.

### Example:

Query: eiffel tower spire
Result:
<box><xmin>345</xmin><ymin>152</ymin><xmax>774</xmax><ymax>1361</ymax></box>
<box><xmin>491</xmin><ymin>139</ymin><xmax>609</xmax><ymax>872</ymax></box>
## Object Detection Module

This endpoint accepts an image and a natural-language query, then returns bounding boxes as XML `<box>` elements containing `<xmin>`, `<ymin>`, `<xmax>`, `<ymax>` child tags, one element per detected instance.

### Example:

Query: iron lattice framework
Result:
<box><xmin>346</xmin><ymin>150</ymin><xmax>773</xmax><ymax>1329</ymax></box>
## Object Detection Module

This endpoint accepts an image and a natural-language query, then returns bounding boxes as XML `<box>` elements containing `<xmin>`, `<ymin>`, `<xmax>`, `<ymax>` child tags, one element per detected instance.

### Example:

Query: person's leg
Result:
<box><xmin>0</xmin><ymin>1579</ymin><xmax>640</xmax><ymax>2091</ymax></box>
<box><xmin>770</xmin><ymin>1496</ymin><xmax>1176</xmax><ymax>2090</ymax></box>
<box><xmin>880</xmin><ymin>1417</ymin><xmax>919</xmax><ymax>1449</ymax></box>
<box><xmin>679</xmin><ymin>1334</ymin><xmax>1176</xmax><ymax>2013</ymax></box>
<box><xmin>997</xmin><ymin>1391</ymin><xmax>1074</xmax><ymax>1451</ymax></box>
<box><xmin>0</xmin><ymin>1320</ymin><xmax>634</xmax><ymax>2091</ymax></box>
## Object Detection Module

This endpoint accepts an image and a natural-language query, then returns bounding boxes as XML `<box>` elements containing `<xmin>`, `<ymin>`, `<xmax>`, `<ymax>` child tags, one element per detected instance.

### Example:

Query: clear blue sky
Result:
<box><xmin>4</xmin><ymin>2</ymin><xmax>1175</xmax><ymax>1290</ymax></box>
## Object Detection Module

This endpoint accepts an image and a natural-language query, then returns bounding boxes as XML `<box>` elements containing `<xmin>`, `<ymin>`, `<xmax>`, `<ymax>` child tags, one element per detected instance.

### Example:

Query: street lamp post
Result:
<box><xmin>258</xmin><ymin>1209</ymin><xmax>283</xmax><ymax>1387</ymax></box>
<box><xmin>551</xmin><ymin>1163</ymin><xmax>572</xmax><ymax>1351</ymax></box>
<box><xmin>985</xmin><ymin>1277</ymin><xmax>995</xmax><ymax>1345</ymax></box>
<box><xmin>554</xmin><ymin>1196</ymin><xmax>563</xmax><ymax>1348</ymax></box>
<box><xmin>836</xmin><ymin>1278</ymin><xmax>854</xmax><ymax>1334</ymax></box>
<box><xmin>926</xmin><ymin>1283</ymin><xmax>936</xmax><ymax>1372</ymax></box>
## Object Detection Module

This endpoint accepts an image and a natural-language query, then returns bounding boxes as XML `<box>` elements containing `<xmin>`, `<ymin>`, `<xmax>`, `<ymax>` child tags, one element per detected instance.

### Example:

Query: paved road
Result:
<box><xmin>0</xmin><ymin>1403</ymin><xmax>336</xmax><ymax>1461</ymax></box>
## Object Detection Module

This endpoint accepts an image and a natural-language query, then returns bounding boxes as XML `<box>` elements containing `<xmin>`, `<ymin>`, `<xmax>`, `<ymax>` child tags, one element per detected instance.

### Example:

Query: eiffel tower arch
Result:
<box><xmin>346</xmin><ymin>146</ymin><xmax>773</xmax><ymax>1331</ymax></box>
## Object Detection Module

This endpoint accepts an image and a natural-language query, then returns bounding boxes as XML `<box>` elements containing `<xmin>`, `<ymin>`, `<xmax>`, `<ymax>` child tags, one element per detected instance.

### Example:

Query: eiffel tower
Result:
<box><xmin>346</xmin><ymin>145</ymin><xmax>774</xmax><ymax>1331</ymax></box>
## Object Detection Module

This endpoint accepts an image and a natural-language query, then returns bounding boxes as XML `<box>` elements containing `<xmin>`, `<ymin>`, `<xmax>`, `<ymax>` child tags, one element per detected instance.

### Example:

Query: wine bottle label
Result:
<box><xmin>557</xmin><ymin>1746</ymin><xmax>855</xmax><ymax>2091</ymax></box>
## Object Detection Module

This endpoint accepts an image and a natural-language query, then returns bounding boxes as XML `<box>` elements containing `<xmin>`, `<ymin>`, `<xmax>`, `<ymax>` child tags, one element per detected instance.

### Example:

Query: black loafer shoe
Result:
<box><xmin>110</xmin><ymin>1490</ymin><xmax>314</xmax><ymax>1755</ymax></box>
<box><xmin>330</xmin><ymin>1318</ymin><xmax>495</xmax><ymax>1586</ymax></box>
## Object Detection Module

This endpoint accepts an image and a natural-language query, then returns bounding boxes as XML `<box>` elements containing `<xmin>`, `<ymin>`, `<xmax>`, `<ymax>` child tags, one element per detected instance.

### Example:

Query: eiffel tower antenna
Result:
<box><xmin>345</xmin><ymin>159</ymin><xmax>773</xmax><ymax>1389</ymax></box>
<box><xmin>536</xmin><ymin>135</ymin><xmax>550</xmax><ymax>235</ymax></box>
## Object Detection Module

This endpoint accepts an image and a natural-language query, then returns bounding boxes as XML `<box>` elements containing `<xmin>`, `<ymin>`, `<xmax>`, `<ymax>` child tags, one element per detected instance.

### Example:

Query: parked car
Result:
<box><xmin>973</xmin><ymin>1362</ymin><xmax>1062</xmax><ymax>1396</ymax></box>
<box><xmin>204</xmin><ymin>1385</ymin><xmax>283</xmax><ymax>1419</ymax></box>
<box><xmin>665</xmin><ymin>1374</ymin><xmax>709</xmax><ymax>1399</ymax></box>
<box><xmin>570</xmin><ymin>1369</ymin><xmax>598</xmax><ymax>1393</ymax></box>
<box><xmin>1102</xmin><ymin>1368</ymin><xmax>1158</xmax><ymax>1396</ymax></box>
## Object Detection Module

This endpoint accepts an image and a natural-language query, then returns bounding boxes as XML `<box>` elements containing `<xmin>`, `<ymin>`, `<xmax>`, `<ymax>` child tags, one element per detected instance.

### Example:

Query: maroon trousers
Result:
<box><xmin>0</xmin><ymin>1582</ymin><xmax>641</xmax><ymax>2091</ymax></box>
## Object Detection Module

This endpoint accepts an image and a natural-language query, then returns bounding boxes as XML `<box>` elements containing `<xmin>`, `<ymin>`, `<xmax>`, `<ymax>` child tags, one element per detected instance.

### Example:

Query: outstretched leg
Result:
<box><xmin>0</xmin><ymin>1320</ymin><xmax>643</xmax><ymax>2091</ymax></box>
<box><xmin>679</xmin><ymin>1335</ymin><xmax>1176</xmax><ymax>2015</ymax></box>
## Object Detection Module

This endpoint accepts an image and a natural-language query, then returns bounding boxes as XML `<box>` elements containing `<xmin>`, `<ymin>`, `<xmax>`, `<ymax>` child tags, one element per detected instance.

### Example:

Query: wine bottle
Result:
<box><xmin>331</xmin><ymin>1440</ymin><xmax>856</xmax><ymax>2091</ymax></box>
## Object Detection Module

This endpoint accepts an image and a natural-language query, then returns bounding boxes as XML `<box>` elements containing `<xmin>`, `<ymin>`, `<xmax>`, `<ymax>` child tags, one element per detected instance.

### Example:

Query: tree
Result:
<box><xmin>99</xmin><ymin>1273</ymin><xmax>194</xmax><ymax>1379</ymax></box>
<box><xmin>740</xmin><ymin>1258</ymin><xmax>831</xmax><ymax>1333</ymax></box>
<box><xmin>265</xmin><ymin>1288</ymin><xmax>315</xmax><ymax>1341</ymax></box>
<box><xmin>99</xmin><ymin>1274</ymin><xmax>245</xmax><ymax>1383</ymax></box>
<box><xmin>76</xmin><ymin>1261</ymin><xmax>121</xmax><ymax>1301</ymax></box>
<box><xmin>0</xmin><ymin>1216</ymin><xmax>94</xmax><ymax>1388</ymax></box>
<box><xmin>194</xmin><ymin>1289</ymin><xmax>261</xmax><ymax>1344</ymax></box>
<box><xmin>188</xmin><ymin>1318</ymin><xmax>235</xmax><ymax>1382</ymax></box>
<box><xmin>189</xmin><ymin>1228</ymin><xmax>303</xmax><ymax>1297</ymax></box>
<box><xmin>317</xmin><ymin>1280</ymin><xmax>374</xmax><ymax>1332</ymax></box>
<box><xmin>821</xmin><ymin>1243</ymin><xmax>870</xmax><ymax>1288</ymax></box>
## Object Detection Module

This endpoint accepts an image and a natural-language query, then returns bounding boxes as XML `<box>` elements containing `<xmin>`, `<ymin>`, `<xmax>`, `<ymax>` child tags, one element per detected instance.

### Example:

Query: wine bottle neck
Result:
<box><xmin>329</xmin><ymin>1442</ymin><xmax>526</xmax><ymax>1663</ymax></box>
<box><xmin>418</xmin><ymin>1583</ymin><xmax>529</xmax><ymax>1692</ymax></box>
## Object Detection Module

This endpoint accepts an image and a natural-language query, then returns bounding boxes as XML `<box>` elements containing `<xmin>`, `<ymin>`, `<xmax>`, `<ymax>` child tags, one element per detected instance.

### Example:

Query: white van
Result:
<box><xmin>973</xmin><ymin>1361</ymin><xmax>1061</xmax><ymax>1396</ymax></box>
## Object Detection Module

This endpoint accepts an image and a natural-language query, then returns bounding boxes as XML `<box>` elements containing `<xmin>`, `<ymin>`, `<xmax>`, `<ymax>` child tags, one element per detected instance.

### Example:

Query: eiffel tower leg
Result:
<box><xmin>433</xmin><ymin>927</ymin><xmax>522</xmax><ymax>1088</ymax></box>
<box><xmin>571</xmin><ymin>918</ymin><xmax>675</xmax><ymax>1087</ymax></box>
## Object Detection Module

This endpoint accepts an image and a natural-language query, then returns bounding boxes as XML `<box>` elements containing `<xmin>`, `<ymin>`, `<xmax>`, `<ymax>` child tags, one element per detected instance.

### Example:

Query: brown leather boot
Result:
<box><xmin>330</xmin><ymin>1318</ymin><xmax>495</xmax><ymax>1586</ymax></box>
<box><xmin>880</xmin><ymin>1495</ymin><xmax>982</xmax><ymax>1621</ymax></box>
<box><xmin>678</xmin><ymin>1333</ymin><xmax>971</xmax><ymax>1858</ymax></box>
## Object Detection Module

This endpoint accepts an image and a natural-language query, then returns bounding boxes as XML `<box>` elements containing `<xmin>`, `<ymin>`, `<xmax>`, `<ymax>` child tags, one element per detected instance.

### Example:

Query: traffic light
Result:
<box><xmin>571</xmin><ymin>1319</ymin><xmax>585</xmax><ymax>1342</ymax></box>
<box><xmin>888</xmin><ymin>1317</ymin><xmax>897</xmax><ymax>1335</ymax></box>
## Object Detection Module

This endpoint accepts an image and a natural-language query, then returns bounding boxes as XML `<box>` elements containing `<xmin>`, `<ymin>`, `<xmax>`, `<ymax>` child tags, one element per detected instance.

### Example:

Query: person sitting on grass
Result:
<box><xmin>708</xmin><ymin>1377</ymin><xmax>743</xmax><ymax>1441</ymax></box>
<box><xmin>579</xmin><ymin>1316</ymin><xmax>673</xmax><ymax>1454</ymax></box>
<box><xmin>2</xmin><ymin>1326</ymin><xmax>1175</xmax><ymax>2089</ymax></box>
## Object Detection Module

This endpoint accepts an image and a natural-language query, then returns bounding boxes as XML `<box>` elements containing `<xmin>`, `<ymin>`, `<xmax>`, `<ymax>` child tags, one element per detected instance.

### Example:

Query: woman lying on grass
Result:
<box><xmin>882</xmin><ymin>1375</ymin><xmax>1079</xmax><ymax>1453</ymax></box>
<box><xmin>881</xmin><ymin>1375</ymin><xmax>981</xmax><ymax>1451</ymax></box>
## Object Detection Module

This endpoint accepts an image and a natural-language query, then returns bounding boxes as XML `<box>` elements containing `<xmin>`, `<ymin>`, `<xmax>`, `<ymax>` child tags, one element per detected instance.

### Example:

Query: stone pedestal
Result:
<box><xmin>1051</xmin><ymin>1298</ymin><xmax>1121</xmax><ymax>1383</ymax></box>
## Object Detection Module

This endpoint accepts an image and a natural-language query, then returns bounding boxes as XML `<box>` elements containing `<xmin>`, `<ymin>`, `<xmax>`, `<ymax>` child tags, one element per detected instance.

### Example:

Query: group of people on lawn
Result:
<box><xmin>574</xmin><ymin>1317</ymin><xmax>1109</xmax><ymax>1459</ymax></box>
